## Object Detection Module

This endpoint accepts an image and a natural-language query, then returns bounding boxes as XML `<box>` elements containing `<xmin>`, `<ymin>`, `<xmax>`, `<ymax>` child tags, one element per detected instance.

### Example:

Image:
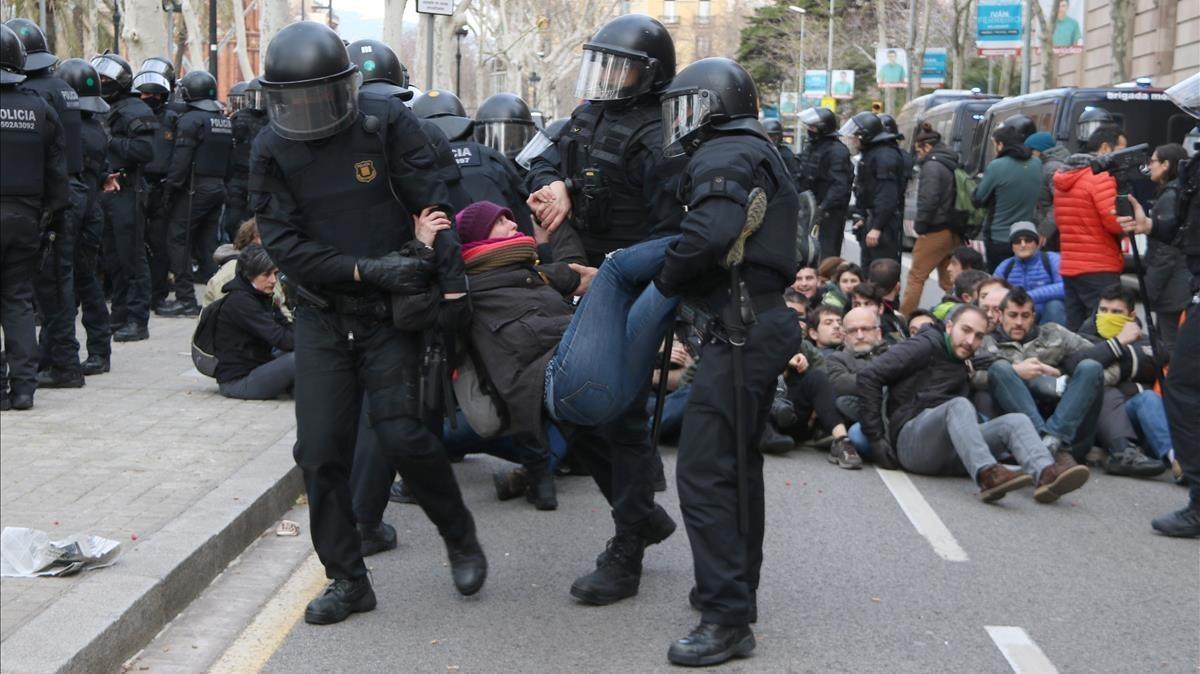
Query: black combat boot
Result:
<box><xmin>524</xmin><ymin>461</ymin><xmax>557</xmax><ymax>511</ymax></box>
<box><xmin>358</xmin><ymin>522</ymin><xmax>397</xmax><ymax>557</ymax></box>
<box><xmin>446</xmin><ymin>529</ymin><xmax>487</xmax><ymax>596</ymax></box>
<box><xmin>37</xmin><ymin>367</ymin><xmax>85</xmax><ymax>389</ymax></box>
<box><xmin>571</xmin><ymin>531</ymin><xmax>644</xmax><ymax>605</ymax></box>
<box><xmin>80</xmin><ymin>355</ymin><xmax>110</xmax><ymax>375</ymax></box>
<box><xmin>113</xmin><ymin>323</ymin><xmax>149</xmax><ymax>342</ymax></box>
<box><xmin>492</xmin><ymin>467</ymin><xmax>528</xmax><ymax>501</ymax></box>
<box><xmin>304</xmin><ymin>576</ymin><xmax>376</xmax><ymax>625</ymax></box>
<box><xmin>667</xmin><ymin>622</ymin><xmax>756</xmax><ymax>667</ymax></box>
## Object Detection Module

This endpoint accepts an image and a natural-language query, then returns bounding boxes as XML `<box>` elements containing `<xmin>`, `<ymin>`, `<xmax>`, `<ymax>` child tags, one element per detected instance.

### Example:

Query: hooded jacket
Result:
<box><xmin>972</xmin><ymin>146</ymin><xmax>1042</xmax><ymax>243</ymax></box>
<box><xmin>214</xmin><ymin>274</ymin><xmax>294</xmax><ymax>384</ymax></box>
<box><xmin>1076</xmin><ymin>314</ymin><xmax>1163</xmax><ymax>397</ymax></box>
<box><xmin>914</xmin><ymin>143</ymin><xmax>957</xmax><ymax>234</ymax></box>
<box><xmin>1053</xmin><ymin>154</ymin><xmax>1123</xmax><ymax>276</ymax></box>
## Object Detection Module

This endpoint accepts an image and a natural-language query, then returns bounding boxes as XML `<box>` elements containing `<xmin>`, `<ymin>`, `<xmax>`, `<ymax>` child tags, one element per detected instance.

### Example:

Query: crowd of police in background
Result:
<box><xmin>2</xmin><ymin>10</ymin><xmax>1200</xmax><ymax>667</ymax></box>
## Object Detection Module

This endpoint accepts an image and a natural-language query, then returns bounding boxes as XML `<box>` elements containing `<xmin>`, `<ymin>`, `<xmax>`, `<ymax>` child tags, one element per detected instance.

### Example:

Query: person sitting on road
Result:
<box><xmin>906</xmin><ymin>308</ymin><xmax>938</xmax><ymax>333</ymax></box>
<box><xmin>858</xmin><ymin>303</ymin><xmax>1090</xmax><ymax>503</ymax></box>
<box><xmin>946</xmin><ymin>246</ymin><xmax>986</xmax><ymax>286</ymax></box>
<box><xmin>807</xmin><ymin>304</ymin><xmax>845</xmax><ymax>355</ymax></box>
<box><xmin>993</xmin><ymin>221</ymin><xmax>1066</xmax><ymax>325</ymax></box>
<box><xmin>827</xmin><ymin>307</ymin><xmax>889</xmax><ymax>424</ymax></box>
<box><xmin>784</xmin><ymin>288</ymin><xmax>810</xmax><ymax>323</ymax></box>
<box><xmin>213</xmin><ymin>245</ymin><xmax>295</xmax><ymax>401</ymax></box>
<box><xmin>821</xmin><ymin>261</ymin><xmax>863</xmax><ymax>309</ymax></box>
<box><xmin>868</xmin><ymin>258</ymin><xmax>909</xmax><ymax>342</ymax></box>
<box><xmin>1073</xmin><ymin>284</ymin><xmax>1173</xmax><ymax>479</ymax></box>
<box><xmin>932</xmin><ymin>268</ymin><xmax>990</xmax><ymax>319</ymax></box>
<box><xmin>791</xmin><ymin>265</ymin><xmax>820</xmax><ymax>301</ymax></box>
<box><xmin>976</xmin><ymin>276</ymin><xmax>1012</xmax><ymax>333</ymax></box>
<box><xmin>852</xmin><ymin>280</ymin><xmax>906</xmax><ymax>344</ymax></box>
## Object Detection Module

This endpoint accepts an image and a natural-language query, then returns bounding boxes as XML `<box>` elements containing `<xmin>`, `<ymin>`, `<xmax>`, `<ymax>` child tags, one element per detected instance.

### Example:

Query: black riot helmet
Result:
<box><xmin>515</xmin><ymin>116</ymin><xmax>570</xmax><ymax>170</ymax></box>
<box><xmin>474</xmin><ymin>92</ymin><xmax>535</xmax><ymax>159</ymax></box>
<box><xmin>56</xmin><ymin>58</ymin><xmax>109</xmax><ymax>113</ymax></box>
<box><xmin>660</xmin><ymin>57</ymin><xmax>761</xmax><ymax>158</ymax></box>
<box><xmin>179</xmin><ymin>70</ymin><xmax>222</xmax><ymax>112</ymax></box>
<box><xmin>244</xmin><ymin>78</ymin><xmax>265</xmax><ymax>111</ymax></box>
<box><xmin>412</xmin><ymin>88</ymin><xmax>472</xmax><ymax>140</ymax></box>
<box><xmin>260</xmin><ymin>21</ymin><xmax>359</xmax><ymax>142</ymax></box>
<box><xmin>839</xmin><ymin>111</ymin><xmax>884</xmax><ymax>144</ymax></box>
<box><xmin>1074</xmin><ymin>107</ymin><xmax>1114</xmax><ymax>143</ymax></box>
<box><xmin>0</xmin><ymin>25</ymin><xmax>26</xmax><ymax>85</ymax></box>
<box><xmin>878</xmin><ymin>113</ymin><xmax>904</xmax><ymax>141</ymax></box>
<box><xmin>1001</xmin><ymin>113</ymin><xmax>1037</xmax><ymax>141</ymax></box>
<box><xmin>132</xmin><ymin>56</ymin><xmax>176</xmax><ymax>95</ymax></box>
<box><xmin>347</xmin><ymin>39</ymin><xmax>406</xmax><ymax>87</ymax></box>
<box><xmin>4</xmin><ymin>18</ymin><xmax>56</xmax><ymax>72</ymax></box>
<box><xmin>575</xmin><ymin>14</ymin><xmax>676</xmax><ymax>102</ymax></box>
<box><xmin>227</xmin><ymin>80</ymin><xmax>249</xmax><ymax>113</ymax></box>
<box><xmin>798</xmin><ymin>106</ymin><xmax>838</xmax><ymax>139</ymax></box>
<box><xmin>90</xmin><ymin>52</ymin><xmax>134</xmax><ymax>100</ymax></box>
<box><xmin>762</xmin><ymin>118</ymin><xmax>784</xmax><ymax>143</ymax></box>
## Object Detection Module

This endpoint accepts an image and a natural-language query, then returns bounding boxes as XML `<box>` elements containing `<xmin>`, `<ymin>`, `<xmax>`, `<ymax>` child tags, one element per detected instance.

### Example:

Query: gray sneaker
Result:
<box><xmin>828</xmin><ymin>436</ymin><xmax>863</xmax><ymax>470</ymax></box>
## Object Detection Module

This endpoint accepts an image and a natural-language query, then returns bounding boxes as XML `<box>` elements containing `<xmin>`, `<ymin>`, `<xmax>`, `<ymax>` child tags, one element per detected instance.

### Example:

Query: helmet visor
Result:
<box><xmin>245</xmin><ymin>88</ymin><xmax>264</xmax><ymax>111</ymax></box>
<box><xmin>475</xmin><ymin>121</ymin><xmax>534</xmax><ymax>158</ymax></box>
<box><xmin>263</xmin><ymin>76</ymin><xmax>359</xmax><ymax>142</ymax></box>
<box><xmin>91</xmin><ymin>57</ymin><xmax>126</xmax><ymax>82</ymax></box>
<box><xmin>1075</xmin><ymin>119</ymin><xmax>1105</xmax><ymax>142</ymax></box>
<box><xmin>132</xmin><ymin>70</ymin><xmax>171</xmax><ymax>94</ymax></box>
<box><xmin>661</xmin><ymin>91</ymin><xmax>711</xmax><ymax>158</ymax></box>
<box><xmin>1166</xmin><ymin>73</ymin><xmax>1200</xmax><ymax>120</ymax></box>
<box><xmin>574</xmin><ymin>48</ymin><xmax>648</xmax><ymax>101</ymax></box>
<box><xmin>227</xmin><ymin>93</ymin><xmax>246</xmax><ymax>114</ymax></box>
<box><xmin>837</xmin><ymin>118</ymin><xmax>864</xmax><ymax>138</ymax></box>
<box><xmin>514</xmin><ymin>130</ymin><xmax>554</xmax><ymax>170</ymax></box>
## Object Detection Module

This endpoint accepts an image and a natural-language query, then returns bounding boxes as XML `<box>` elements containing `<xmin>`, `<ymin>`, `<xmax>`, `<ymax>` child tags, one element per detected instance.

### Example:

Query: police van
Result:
<box><xmin>894</xmin><ymin>89</ymin><xmax>1002</xmax><ymax>150</ymax></box>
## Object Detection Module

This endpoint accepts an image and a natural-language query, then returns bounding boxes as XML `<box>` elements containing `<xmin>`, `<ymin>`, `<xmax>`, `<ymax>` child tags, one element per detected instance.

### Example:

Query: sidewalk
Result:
<box><xmin>0</xmin><ymin>313</ymin><xmax>301</xmax><ymax>673</ymax></box>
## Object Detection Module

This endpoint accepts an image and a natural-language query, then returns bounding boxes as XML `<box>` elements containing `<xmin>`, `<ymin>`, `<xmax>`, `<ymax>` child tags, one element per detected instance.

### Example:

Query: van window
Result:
<box><xmin>982</xmin><ymin>100</ymin><xmax>1059</xmax><ymax>165</ymax></box>
<box><xmin>1067</xmin><ymin>96</ymin><xmax>1191</xmax><ymax>153</ymax></box>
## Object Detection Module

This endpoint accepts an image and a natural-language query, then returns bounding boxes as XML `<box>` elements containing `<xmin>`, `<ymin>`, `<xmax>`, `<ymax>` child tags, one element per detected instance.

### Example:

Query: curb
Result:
<box><xmin>0</xmin><ymin>431</ymin><xmax>302</xmax><ymax>674</ymax></box>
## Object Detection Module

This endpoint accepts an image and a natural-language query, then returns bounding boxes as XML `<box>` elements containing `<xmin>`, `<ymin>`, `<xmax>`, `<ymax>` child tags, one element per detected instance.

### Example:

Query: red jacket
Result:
<box><xmin>1053</xmin><ymin>165</ymin><xmax>1123</xmax><ymax>277</ymax></box>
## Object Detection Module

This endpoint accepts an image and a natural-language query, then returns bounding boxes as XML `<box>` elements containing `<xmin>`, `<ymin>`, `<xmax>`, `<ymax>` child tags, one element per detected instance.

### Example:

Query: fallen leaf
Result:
<box><xmin>431</xmin><ymin>640</ymin><xmax>440</xmax><ymax>645</ymax></box>
<box><xmin>871</xmin><ymin>597</ymin><xmax>881</xmax><ymax>603</ymax></box>
<box><xmin>447</xmin><ymin>667</ymin><xmax>460</xmax><ymax>672</ymax></box>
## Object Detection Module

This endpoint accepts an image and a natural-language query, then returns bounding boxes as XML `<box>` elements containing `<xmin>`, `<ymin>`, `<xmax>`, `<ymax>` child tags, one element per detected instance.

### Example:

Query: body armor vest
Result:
<box><xmin>144</xmin><ymin>106</ymin><xmax>178</xmax><ymax>176</ymax></box>
<box><xmin>188</xmin><ymin>110</ymin><xmax>234</xmax><ymax>178</ymax></box>
<box><xmin>80</xmin><ymin>116</ymin><xmax>109</xmax><ymax>185</ymax></box>
<box><xmin>229</xmin><ymin>108</ymin><xmax>267</xmax><ymax>181</ymax></box>
<box><xmin>20</xmin><ymin>75</ymin><xmax>83</xmax><ymax>175</ymax></box>
<box><xmin>0</xmin><ymin>88</ymin><xmax>49</xmax><ymax>199</ymax></box>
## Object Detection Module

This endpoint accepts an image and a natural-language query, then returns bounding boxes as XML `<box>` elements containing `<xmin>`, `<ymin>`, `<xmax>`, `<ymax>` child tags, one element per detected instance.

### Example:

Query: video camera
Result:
<box><xmin>1089</xmin><ymin>143</ymin><xmax>1150</xmax><ymax>217</ymax></box>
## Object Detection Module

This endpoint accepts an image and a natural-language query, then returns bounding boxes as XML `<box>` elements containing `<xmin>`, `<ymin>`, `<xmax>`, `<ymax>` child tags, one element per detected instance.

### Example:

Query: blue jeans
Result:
<box><xmin>545</xmin><ymin>235</ymin><xmax>681</xmax><ymax>427</ymax></box>
<box><xmin>442</xmin><ymin>411</ymin><xmax>568</xmax><ymax>472</ymax></box>
<box><xmin>1125</xmin><ymin>390</ymin><xmax>1173</xmax><ymax>460</ymax></box>
<box><xmin>987</xmin><ymin>358</ymin><xmax>1103</xmax><ymax>447</ymax></box>
<box><xmin>1038</xmin><ymin>299</ymin><xmax>1067</xmax><ymax>326</ymax></box>
<box><xmin>849</xmin><ymin>422</ymin><xmax>871</xmax><ymax>459</ymax></box>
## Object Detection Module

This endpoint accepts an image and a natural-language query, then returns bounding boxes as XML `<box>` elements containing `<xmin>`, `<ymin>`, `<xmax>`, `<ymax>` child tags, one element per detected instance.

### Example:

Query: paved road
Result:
<box><xmin>245</xmin><ymin>446</ymin><xmax>1195</xmax><ymax>673</ymax></box>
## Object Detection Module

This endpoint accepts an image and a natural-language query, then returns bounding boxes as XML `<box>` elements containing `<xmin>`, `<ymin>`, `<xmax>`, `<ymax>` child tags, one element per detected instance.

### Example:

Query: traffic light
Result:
<box><xmin>871</xmin><ymin>101</ymin><xmax>883</xmax><ymax>113</ymax></box>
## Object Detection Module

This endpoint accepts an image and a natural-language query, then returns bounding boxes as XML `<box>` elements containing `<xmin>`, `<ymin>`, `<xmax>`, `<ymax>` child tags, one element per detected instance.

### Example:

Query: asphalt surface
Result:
<box><xmin>258</xmin><ymin>446</ymin><xmax>1197</xmax><ymax>673</ymax></box>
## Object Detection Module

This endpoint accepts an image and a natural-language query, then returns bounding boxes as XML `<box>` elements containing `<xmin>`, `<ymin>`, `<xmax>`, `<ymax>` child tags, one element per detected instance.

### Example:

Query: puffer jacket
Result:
<box><xmin>1053</xmin><ymin>154</ymin><xmax>1123</xmax><ymax>277</ymax></box>
<box><xmin>914</xmin><ymin>144</ymin><xmax>957</xmax><ymax>234</ymax></box>
<box><xmin>970</xmin><ymin>321</ymin><xmax>1118</xmax><ymax>389</ymax></box>
<box><xmin>993</xmin><ymin>251</ymin><xmax>1064</xmax><ymax>313</ymax></box>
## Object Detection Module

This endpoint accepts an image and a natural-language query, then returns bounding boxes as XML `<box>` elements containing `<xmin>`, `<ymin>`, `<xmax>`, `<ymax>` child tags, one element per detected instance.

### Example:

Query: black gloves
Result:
<box><xmin>357</xmin><ymin>252</ymin><xmax>435</xmax><ymax>294</ymax></box>
<box><xmin>869</xmin><ymin>437</ymin><xmax>898</xmax><ymax>470</ymax></box>
<box><xmin>770</xmin><ymin>397</ymin><xmax>799</xmax><ymax>429</ymax></box>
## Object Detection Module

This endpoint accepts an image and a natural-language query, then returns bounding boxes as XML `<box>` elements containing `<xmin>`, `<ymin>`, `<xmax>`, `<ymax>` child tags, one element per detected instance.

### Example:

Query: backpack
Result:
<box><xmin>451</xmin><ymin>349</ymin><xmax>508</xmax><ymax>439</ymax></box>
<box><xmin>191</xmin><ymin>297</ymin><xmax>227</xmax><ymax>378</ymax></box>
<box><xmin>949</xmin><ymin>168</ymin><xmax>987</xmax><ymax>240</ymax></box>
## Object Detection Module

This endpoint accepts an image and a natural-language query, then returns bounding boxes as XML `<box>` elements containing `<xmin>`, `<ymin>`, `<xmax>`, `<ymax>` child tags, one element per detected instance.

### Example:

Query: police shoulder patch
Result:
<box><xmin>355</xmin><ymin>159</ymin><xmax>377</xmax><ymax>183</ymax></box>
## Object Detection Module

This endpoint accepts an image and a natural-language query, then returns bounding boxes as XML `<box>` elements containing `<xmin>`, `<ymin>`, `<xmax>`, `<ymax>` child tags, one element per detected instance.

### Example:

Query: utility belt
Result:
<box><xmin>293</xmin><ymin>284</ymin><xmax>393</xmax><ymax>321</ymax></box>
<box><xmin>678</xmin><ymin>286</ymin><xmax>784</xmax><ymax>348</ymax></box>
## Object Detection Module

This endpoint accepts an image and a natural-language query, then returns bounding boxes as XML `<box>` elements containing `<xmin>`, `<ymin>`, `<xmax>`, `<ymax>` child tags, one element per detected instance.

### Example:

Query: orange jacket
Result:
<box><xmin>1053</xmin><ymin>164</ymin><xmax>1123</xmax><ymax>277</ymax></box>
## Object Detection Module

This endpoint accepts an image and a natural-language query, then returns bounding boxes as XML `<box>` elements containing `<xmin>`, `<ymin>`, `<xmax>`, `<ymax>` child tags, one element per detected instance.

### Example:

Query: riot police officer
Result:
<box><xmin>524</xmin><ymin>13</ymin><xmax>684</xmax><ymax>608</ymax></box>
<box><xmin>221</xmin><ymin>78</ymin><xmax>268</xmax><ymax>239</ymax></box>
<box><xmin>131</xmin><ymin>57</ymin><xmax>182</xmax><ymax>316</ymax></box>
<box><xmin>842</xmin><ymin>111</ymin><xmax>905</xmax><ymax>266</ymax></box>
<box><xmin>414</xmin><ymin>88</ymin><xmax>533</xmax><ymax>230</ymax></box>
<box><xmin>1</xmin><ymin>24</ymin><xmax>69</xmax><ymax>410</ymax></box>
<box><xmin>514</xmin><ymin>116</ymin><xmax>569</xmax><ymax>172</ymax></box>
<box><xmin>474</xmin><ymin>92</ymin><xmax>536</xmax><ymax>162</ymax></box>
<box><xmin>5</xmin><ymin>18</ymin><xmax>85</xmax><ymax>388</ymax></box>
<box><xmin>762</xmin><ymin>118</ymin><xmax>803</xmax><ymax>192</ymax></box>
<box><xmin>654</xmin><ymin>57</ymin><xmax>802</xmax><ymax>667</ymax></box>
<box><xmin>57</xmin><ymin>58</ymin><xmax>114</xmax><ymax>377</ymax></box>
<box><xmin>162</xmin><ymin>70</ymin><xmax>232</xmax><ymax>315</ymax></box>
<box><xmin>250</xmin><ymin>21</ymin><xmax>485</xmax><ymax>624</ymax></box>
<box><xmin>797</xmin><ymin>106</ymin><xmax>853</xmax><ymax>260</ymax></box>
<box><xmin>91</xmin><ymin>52</ymin><xmax>156</xmax><ymax>342</ymax></box>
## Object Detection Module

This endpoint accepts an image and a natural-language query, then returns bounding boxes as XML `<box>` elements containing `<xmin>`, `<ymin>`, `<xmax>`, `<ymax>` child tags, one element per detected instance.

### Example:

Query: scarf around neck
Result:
<box><xmin>462</xmin><ymin>235</ymin><xmax>538</xmax><ymax>274</ymax></box>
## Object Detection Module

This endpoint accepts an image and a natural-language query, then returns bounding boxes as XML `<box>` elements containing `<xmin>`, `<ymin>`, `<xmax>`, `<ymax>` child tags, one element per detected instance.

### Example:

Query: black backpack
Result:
<box><xmin>191</xmin><ymin>296</ymin><xmax>227</xmax><ymax>377</ymax></box>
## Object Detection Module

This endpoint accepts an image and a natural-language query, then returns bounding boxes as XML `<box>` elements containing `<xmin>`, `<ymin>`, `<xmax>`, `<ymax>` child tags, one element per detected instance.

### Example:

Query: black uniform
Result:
<box><xmin>775</xmin><ymin>142</ymin><xmax>804</xmax><ymax>194</ymax></box>
<box><xmin>99</xmin><ymin>93</ymin><xmax>156</xmax><ymax>330</ymax></box>
<box><xmin>526</xmin><ymin>98</ymin><xmax>684</xmax><ymax>540</ymax></box>
<box><xmin>250</xmin><ymin>94</ymin><xmax>478</xmax><ymax>581</ymax></box>
<box><xmin>222</xmin><ymin>106</ymin><xmax>267</xmax><ymax>237</ymax></box>
<box><xmin>164</xmin><ymin>105</ymin><xmax>232</xmax><ymax>306</ymax></box>
<box><xmin>449</xmin><ymin>139</ymin><xmax>534</xmax><ymax>231</ymax></box>
<box><xmin>74</xmin><ymin>113</ymin><xmax>113</xmax><ymax>362</ymax></box>
<box><xmin>854</xmin><ymin>139</ymin><xmax>905</xmax><ymax>266</ymax></box>
<box><xmin>143</xmin><ymin>98</ymin><xmax>180</xmax><ymax>308</ymax></box>
<box><xmin>799</xmin><ymin>134</ymin><xmax>853</xmax><ymax>259</ymax></box>
<box><xmin>657</xmin><ymin>132</ymin><xmax>801</xmax><ymax>627</ymax></box>
<box><xmin>1</xmin><ymin>85</ymin><xmax>69</xmax><ymax>404</ymax></box>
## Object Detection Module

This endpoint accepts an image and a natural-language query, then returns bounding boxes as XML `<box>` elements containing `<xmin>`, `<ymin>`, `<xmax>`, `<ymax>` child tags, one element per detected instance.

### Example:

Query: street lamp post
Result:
<box><xmin>455</xmin><ymin>25</ymin><xmax>469</xmax><ymax>95</ymax></box>
<box><xmin>826</xmin><ymin>0</ymin><xmax>834</xmax><ymax>96</ymax></box>
<box><xmin>789</xmin><ymin>5</ymin><xmax>806</xmax><ymax>142</ymax></box>
<box><xmin>528</xmin><ymin>71</ymin><xmax>541</xmax><ymax>109</ymax></box>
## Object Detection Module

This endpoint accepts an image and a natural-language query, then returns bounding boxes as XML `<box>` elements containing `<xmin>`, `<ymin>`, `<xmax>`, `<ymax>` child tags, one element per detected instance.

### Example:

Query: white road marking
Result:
<box><xmin>874</xmin><ymin>467</ymin><xmax>969</xmax><ymax>562</ymax></box>
<box><xmin>986</xmin><ymin>625</ymin><xmax>1060</xmax><ymax>674</ymax></box>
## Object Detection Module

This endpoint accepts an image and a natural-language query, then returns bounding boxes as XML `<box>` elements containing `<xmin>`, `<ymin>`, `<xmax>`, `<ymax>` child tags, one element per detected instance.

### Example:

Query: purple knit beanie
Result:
<box><xmin>455</xmin><ymin>201</ymin><xmax>513</xmax><ymax>245</ymax></box>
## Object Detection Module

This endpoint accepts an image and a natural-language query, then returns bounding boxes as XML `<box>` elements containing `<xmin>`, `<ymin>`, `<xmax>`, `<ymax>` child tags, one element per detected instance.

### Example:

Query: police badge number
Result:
<box><xmin>354</xmin><ymin>160</ymin><xmax>377</xmax><ymax>183</ymax></box>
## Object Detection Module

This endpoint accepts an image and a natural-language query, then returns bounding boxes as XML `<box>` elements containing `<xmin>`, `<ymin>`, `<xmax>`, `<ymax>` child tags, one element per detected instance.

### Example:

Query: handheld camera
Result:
<box><xmin>1089</xmin><ymin>143</ymin><xmax>1150</xmax><ymax>217</ymax></box>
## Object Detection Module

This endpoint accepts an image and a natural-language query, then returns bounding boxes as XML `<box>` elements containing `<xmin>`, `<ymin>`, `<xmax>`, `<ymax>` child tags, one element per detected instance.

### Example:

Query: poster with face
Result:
<box><xmin>976</xmin><ymin>0</ymin><xmax>1024</xmax><ymax>55</ymax></box>
<box><xmin>1039</xmin><ymin>0</ymin><xmax>1085</xmax><ymax>54</ymax></box>
<box><xmin>804</xmin><ymin>70</ymin><xmax>829</xmax><ymax>99</ymax></box>
<box><xmin>831</xmin><ymin>70</ymin><xmax>855</xmax><ymax>99</ymax></box>
<box><xmin>876</xmin><ymin>48</ymin><xmax>908</xmax><ymax>89</ymax></box>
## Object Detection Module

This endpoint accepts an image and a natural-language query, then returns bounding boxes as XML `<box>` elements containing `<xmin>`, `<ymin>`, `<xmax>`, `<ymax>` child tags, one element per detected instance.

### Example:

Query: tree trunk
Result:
<box><xmin>230</xmin><ymin>0</ymin><xmax>254</xmax><ymax>79</ymax></box>
<box><xmin>1034</xmin><ymin>0</ymin><xmax>1057</xmax><ymax>89</ymax></box>
<box><xmin>258</xmin><ymin>0</ymin><xmax>289</xmax><ymax>61</ymax></box>
<box><xmin>383</xmin><ymin>0</ymin><xmax>407</xmax><ymax>55</ymax></box>
<box><xmin>950</xmin><ymin>0</ymin><xmax>972</xmax><ymax>90</ymax></box>
<box><xmin>83</xmin><ymin>0</ymin><xmax>99</xmax><ymax>58</ymax></box>
<box><xmin>998</xmin><ymin>54</ymin><xmax>1014</xmax><ymax>94</ymax></box>
<box><xmin>122</xmin><ymin>0</ymin><xmax>172</xmax><ymax>68</ymax></box>
<box><xmin>177</xmin><ymin>0</ymin><xmax>206</xmax><ymax>71</ymax></box>
<box><xmin>1110</xmin><ymin>0</ymin><xmax>1134</xmax><ymax>83</ymax></box>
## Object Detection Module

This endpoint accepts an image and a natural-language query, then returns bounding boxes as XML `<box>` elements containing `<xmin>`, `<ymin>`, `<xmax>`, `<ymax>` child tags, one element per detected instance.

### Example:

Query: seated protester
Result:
<box><xmin>907</xmin><ymin>308</ymin><xmax>938</xmax><ymax>333</ymax></box>
<box><xmin>976</xmin><ymin>277</ymin><xmax>1012</xmax><ymax>333</ymax></box>
<box><xmin>213</xmin><ymin>245</ymin><xmax>295</xmax><ymax>400</ymax></box>
<box><xmin>946</xmin><ymin>246</ymin><xmax>986</xmax><ymax>285</ymax></box>
<box><xmin>868</xmin><ymin>258</ymin><xmax>908</xmax><ymax>339</ymax></box>
<box><xmin>859</xmin><ymin>304</ymin><xmax>1090</xmax><ymax>503</ymax></box>
<box><xmin>808</xmin><ymin>304</ymin><xmax>845</xmax><ymax>355</ymax></box>
<box><xmin>932</xmin><ymin>269</ymin><xmax>991</xmax><ymax>319</ymax></box>
<box><xmin>784</xmin><ymin>288</ymin><xmax>810</xmax><ymax>324</ymax></box>
<box><xmin>816</xmin><ymin>256</ymin><xmax>844</xmax><ymax>284</ymax></box>
<box><xmin>970</xmin><ymin>287</ymin><xmax>1124</xmax><ymax>464</ymax></box>
<box><xmin>791</xmin><ymin>265</ymin><xmax>820</xmax><ymax>302</ymax></box>
<box><xmin>1074</xmin><ymin>284</ymin><xmax>1173</xmax><ymax>478</ymax></box>
<box><xmin>826</xmin><ymin>307</ymin><xmax>888</xmax><ymax>423</ymax></box>
<box><xmin>821</xmin><ymin>261</ymin><xmax>863</xmax><ymax>309</ymax></box>
<box><xmin>993</xmin><ymin>221</ymin><xmax>1066</xmax><ymax>326</ymax></box>
<box><xmin>768</xmin><ymin>343</ymin><xmax>859</xmax><ymax>468</ymax></box>
<box><xmin>851</xmin><ymin>281</ymin><xmax>906</xmax><ymax>344</ymax></box>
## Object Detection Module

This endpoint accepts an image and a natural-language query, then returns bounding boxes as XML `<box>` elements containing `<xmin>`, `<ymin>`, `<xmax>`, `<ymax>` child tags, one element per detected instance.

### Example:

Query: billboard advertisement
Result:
<box><xmin>875</xmin><ymin>48</ymin><xmax>908</xmax><ymax>89</ymax></box>
<box><xmin>1039</xmin><ymin>0</ymin><xmax>1084</xmax><ymax>54</ymax></box>
<box><xmin>804</xmin><ymin>70</ymin><xmax>829</xmax><ymax>99</ymax></box>
<box><xmin>831</xmin><ymin>69</ymin><xmax>855</xmax><ymax>99</ymax></box>
<box><xmin>976</xmin><ymin>0</ymin><xmax>1024</xmax><ymax>56</ymax></box>
<box><xmin>920</xmin><ymin>48</ymin><xmax>948</xmax><ymax>88</ymax></box>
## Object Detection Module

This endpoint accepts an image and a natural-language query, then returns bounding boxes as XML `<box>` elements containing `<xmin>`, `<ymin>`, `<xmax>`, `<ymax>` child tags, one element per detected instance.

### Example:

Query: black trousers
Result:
<box><xmin>563</xmin><ymin>377</ymin><xmax>660</xmax><ymax>536</ymax></box>
<box><xmin>221</xmin><ymin>182</ymin><xmax>250</xmax><ymax>241</ymax></box>
<box><xmin>1</xmin><ymin>205</ymin><xmax>42</xmax><ymax>398</ymax></box>
<box><xmin>74</xmin><ymin>185</ymin><xmax>111</xmax><ymax>359</ymax></box>
<box><xmin>859</xmin><ymin>221</ymin><xmax>902</xmax><ymax>268</ymax></box>
<box><xmin>783</xmin><ymin>367</ymin><xmax>843</xmax><ymax>437</ymax></box>
<box><xmin>1165</xmin><ymin>302</ymin><xmax>1200</xmax><ymax>507</ymax></box>
<box><xmin>985</xmin><ymin>239</ymin><xmax>1013</xmax><ymax>274</ymax></box>
<box><xmin>816</xmin><ymin>208</ymin><xmax>847</xmax><ymax>261</ymax></box>
<box><xmin>144</xmin><ymin>179</ymin><xmax>172</xmax><ymax>307</ymax></box>
<box><xmin>1064</xmin><ymin>272</ymin><xmax>1121</xmax><ymax>331</ymax></box>
<box><xmin>167</xmin><ymin>177</ymin><xmax>225</xmax><ymax>304</ymax></box>
<box><xmin>293</xmin><ymin>307</ymin><xmax>474</xmax><ymax>579</ymax></box>
<box><xmin>100</xmin><ymin>186</ymin><xmax>151</xmax><ymax>328</ymax></box>
<box><xmin>677</xmin><ymin>306</ymin><xmax>801</xmax><ymax>626</ymax></box>
<box><xmin>35</xmin><ymin>178</ymin><xmax>84</xmax><ymax>371</ymax></box>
